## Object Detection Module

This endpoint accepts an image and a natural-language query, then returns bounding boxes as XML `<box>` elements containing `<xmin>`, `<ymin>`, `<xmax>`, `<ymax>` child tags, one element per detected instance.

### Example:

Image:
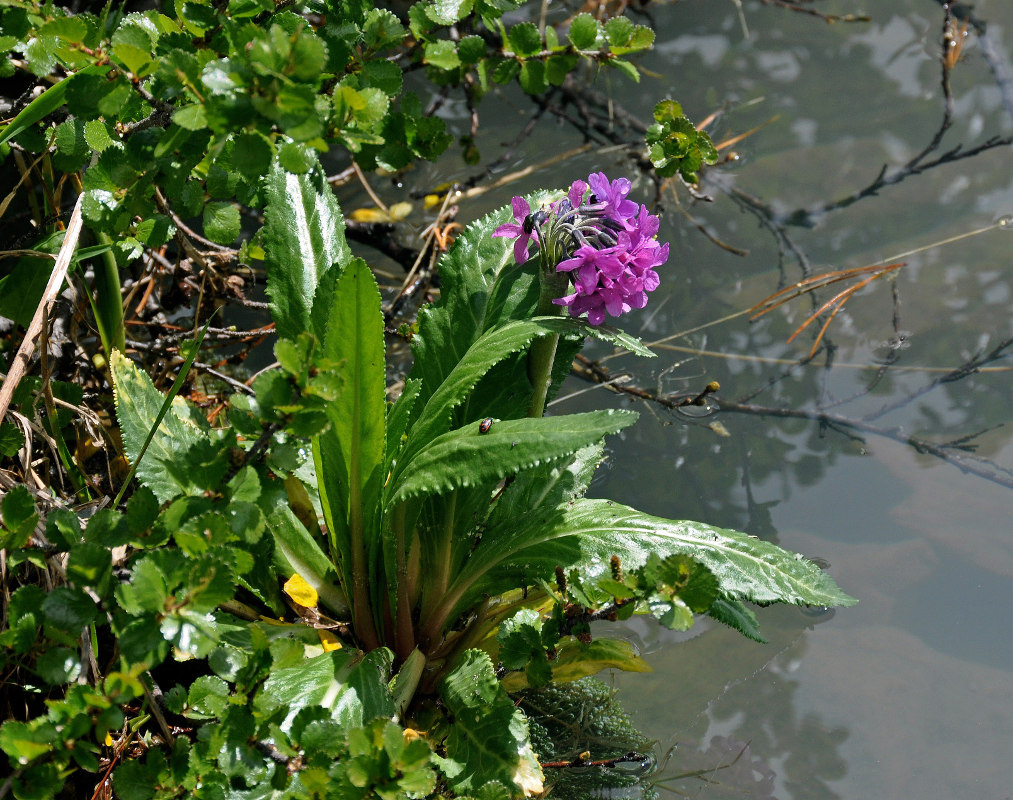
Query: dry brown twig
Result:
<box><xmin>0</xmin><ymin>193</ymin><xmax>85</xmax><ymax>426</ymax></box>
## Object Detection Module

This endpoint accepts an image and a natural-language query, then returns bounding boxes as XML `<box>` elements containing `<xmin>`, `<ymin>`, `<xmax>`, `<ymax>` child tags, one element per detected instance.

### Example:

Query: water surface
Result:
<box><xmin>408</xmin><ymin>1</ymin><xmax>1013</xmax><ymax>796</ymax></box>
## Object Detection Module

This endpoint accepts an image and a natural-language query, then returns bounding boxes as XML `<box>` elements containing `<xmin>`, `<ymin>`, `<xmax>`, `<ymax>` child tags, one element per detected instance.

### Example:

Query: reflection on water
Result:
<box><xmin>400</xmin><ymin>0</ymin><xmax>1013</xmax><ymax>795</ymax></box>
<box><xmin>465</xmin><ymin>0</ymin><xmax>1013</xmax><ymax>797</ymax></box>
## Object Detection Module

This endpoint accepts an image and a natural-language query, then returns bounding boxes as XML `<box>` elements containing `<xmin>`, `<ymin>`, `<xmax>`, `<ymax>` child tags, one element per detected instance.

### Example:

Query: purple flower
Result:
<box><xmin>494</xmin><ymin>172</ymin><xmax>668</xmax><ymax>327</ymax></box>
<box><xmin>493</xmin><ymin>196</ymin><xmax>540</xmax><ymax>263</ymax></box>
<box><xmin>587</xmin><ymin>172</ymin><xmax>639</xmax><ymax>224</ymax></box>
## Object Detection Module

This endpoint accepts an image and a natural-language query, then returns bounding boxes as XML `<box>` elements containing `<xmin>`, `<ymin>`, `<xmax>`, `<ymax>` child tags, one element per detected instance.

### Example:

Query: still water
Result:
<box><xmin>406</xmin><ymin>0</ymin><xmax>1013</xmax><ymax>797</ymax></box>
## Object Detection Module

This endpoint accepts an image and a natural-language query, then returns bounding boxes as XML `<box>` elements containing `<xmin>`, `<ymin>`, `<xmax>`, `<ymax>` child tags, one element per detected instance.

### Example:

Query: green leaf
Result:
<box><xmin>568</xmin><ymin>13</ymin><xmax>600</xmax><ymax>50</ymax></box>
<box><xmin>611</xmin><ymin>25</ymin><xmax>654</xmax><ymax>55</ymax></box>
<box><xmin>312</xmin><ymin>259</ymin><xmax>386</xmax><ymax>618</ymax></box>
<box><xmin>388</xmin><ymin>409</ymin><xmax>637</xmax><ymax>507</ymax></box>
<box><xmin>437</xmin><ymin>650</ymin><xmax>544</xmax><ymax>796</ymax></box>
<box><xmin>518</xmin><ymin>60</ymin><xmax>547</xmax><ymax>94</ymax></box>
<box><xmin>424</xmin><ymin>39</ymin><xmax>461</xmax><ymax>70</ymax></box>
<box><xmin>110</xmin><ymin>350</ymin><xmax>210</xmax><ymax>503</ymax></box>
<box><xmin>501</xmin><ymin>637</ymin><xmax>650</xmax><ymax>691</ymax></box>
<box><xmin>115</xmin><ymin>556</ymin><xmax>170</xmax><ymax>615</ymax></box>
<box><xmin>203</xmin><ymin>200</ymin><xmax>240</xmax><ymax>244</ymax></box>
<box><xmin>267</xmin><ymin>504</ymin><xmax>348</xmax><ymax>615</ymax></box>
<box><xmin>1</xmin><ymin>485</ymin><xmax>38</xmax><ymax>549</ymax></box>
<box><xmin>41</xmin><ymin>586</ymin><xmax>98</xmax><ymax>633</ymax></box>
<box><xmin>361</xmin><ymin>59</ymin><xmax>403</xmax><ymax>94</ymax></box>
<box><xmin>232</xmin><ymin>131</ymin><xmax>273</xmax><ymax>180</ymax></box>
<box><xmin>604</xmin><ymin>16</ymin><xmax>634</xmax><ymax>47</ymax></box>
<box><xmin>172</xmin><ymin>103</ymin><xmax>208</xmax><ymax>131</ymax></box>
<box><xmin>52</xmin><ymin>118</ymin><xmax>89</xmax><ymax>171</ymax></box>
<box><xmin>0</xmin><ymin>64</ymin><xmax>106</xmax><ymax>147</ymax></box>
<box><xmin>546</xmin><ymin>53</ymin><xmax>578</xmax><ymax>86</ymax></box>
<box><xmin>507</xmin><ymin>22</ymin><xmax>541</xmax><ymax>57</ymax></box>
<box><xmin>408</xmin><ymin>191</ymin><xmax>560</xmax><ymax>409</ymax></box>
<box><xmin>362</xmin><ymin>8</ymin><xmax>407</xmax><ymax>50</ymax></box>
<box><xmin>24</xmin><ymin>36</ymin><xmax>58</xmax><ymax>76</ymax></box>
<box><xmin>185</xmin><ymin>675</ymin><xmax>230</xmax><ymax>719</ymax></box>
<box><xmin>290</xmin><ymin>29</ymin><xmax>328</xmax><ymax>81</ymax></box>
<box><xmin>457</xmin><ymin>35</ymin><xmax>486</xmax><ymax>65</ymax></box>
<box><xmin>452</xmin><ymin>498</ymin><xmax>855</xmax><ymax>621</ymax></box>
<box><xmin>259</xmin><ymin>648</ymin><xmax>395</xmax><ymax>732</ymax></box>
<box><xmin>710</xmin><ymin>597</ymin><xmax>767</xmax><ymax>642</ymax></box>
<box><xmin>424</xmin><ymin>0</ymin><xmax>474</xmax><ymax>25</ymax></box>
<box><xmin>608</xmin><ymin>57</ymin><xmax>639</xmax><ymax>82</ymax></box>
<box><xmin>262</xmin><ymin>161</ymin><xmax>351</xmax><ymax>341</ymax></box>
<box><xmin>66</xmin><ymin>542</ymin><xmax>113</xmax><ymax>598</ymax></box>
<box><xmin>0</xmin><ymin>720</ymin><xmax>55</xmax><ymax>764</ymax></box>
<box><xmin>278</xmin><ymin>141</ymin><xmax>316</xmax><ymax>173</ymax></box>
<box><xmin>35</xmin><ymin>646</ymin><xmax>82</xmax><ymax>685</ymax></box>
<box><xmin>0</xmin><ymin>419</ymin><xmax>24</xmax><ymax>457</ymax></box>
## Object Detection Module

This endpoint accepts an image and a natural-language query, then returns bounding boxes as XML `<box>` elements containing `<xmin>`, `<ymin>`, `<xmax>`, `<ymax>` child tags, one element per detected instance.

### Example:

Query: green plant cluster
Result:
<box><xmin>1</xmin><ymin>0</ymin><xmax>659</xmax><ymax>255</ymax></box>
<box><xmin>1</xmin><ymin>160</ymin><xmax>854</xmax><ymax>798</ymax></box>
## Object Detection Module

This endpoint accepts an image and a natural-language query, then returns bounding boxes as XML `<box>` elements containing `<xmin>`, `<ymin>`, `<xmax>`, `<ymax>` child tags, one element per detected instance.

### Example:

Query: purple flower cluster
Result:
<box><xmin>493</xmin><ymin>172</ymin><xmax>668</xmax><ymax>326</ymax></box>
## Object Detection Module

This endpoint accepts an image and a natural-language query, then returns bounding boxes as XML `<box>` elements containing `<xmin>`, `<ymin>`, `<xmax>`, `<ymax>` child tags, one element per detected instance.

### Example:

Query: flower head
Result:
<box><xmin>495</xmin><ymin>172</ymin><xmax>668</xmax><ymax>326</ymax></box>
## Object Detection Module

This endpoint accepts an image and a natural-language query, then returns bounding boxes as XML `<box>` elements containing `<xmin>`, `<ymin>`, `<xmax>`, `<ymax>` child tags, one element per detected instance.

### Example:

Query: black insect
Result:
<box><xmin>522</xmin><ymin>210</ymin><xmax>548</xmax><ymax>234</ymax></box>
<box><xmin>478</xmin><ymin>418</ymin><xmax>494</xmax><ymax>433</ymax></box>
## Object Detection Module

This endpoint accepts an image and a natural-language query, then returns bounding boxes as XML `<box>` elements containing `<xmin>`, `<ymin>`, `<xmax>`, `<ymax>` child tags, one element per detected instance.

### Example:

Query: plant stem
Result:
<box><xmin>348</xmin><ymin>445</ymin><xmax>380</xmax><ymax>651</ymax></box>
<box><xmin>420</xmin><ymin>492</ymin><xmax>457</xmax><ymax>648</ymax></box>
<box><xmin>527</xmin><ymin>271</ymin><xmax>570</xmax><ymax>418</ymax></box>
<box><xmin>93</xmin><ymin>232</ymin><xmax>126</xmax><ymax>357</ymax></box>
<box><xmin>392</xmin><ymin>503</ymin><xmax>415</xmax><ymax>660</ymax></box>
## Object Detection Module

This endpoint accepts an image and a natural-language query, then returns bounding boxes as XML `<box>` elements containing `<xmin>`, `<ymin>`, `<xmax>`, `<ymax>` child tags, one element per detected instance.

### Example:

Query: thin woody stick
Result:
<box><xmin>0</xmin><ymin>193</ymin><xmax>84</xmax><ymax>424</ymax></box>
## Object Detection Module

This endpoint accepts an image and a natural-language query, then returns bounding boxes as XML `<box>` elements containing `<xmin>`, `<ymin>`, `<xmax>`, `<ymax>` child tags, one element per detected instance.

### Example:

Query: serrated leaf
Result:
<box><xmin>424</xmin><ymin>39</ymin><xmax>461</xmax><ymax>70</ymax></box>
<box><xmin>260</xmin><ymin>648</ymin><xmax>395</xmax><ymax>732</ymax></box>
<box><xmin>604</xmin><ymin>16</ymin><xmax>634</xmax><ymax>47</ymax></box>
<box><xmin>385</xmin><ymin>378</ymin><xmax>422</xmax><ymax>471</ymax></box>
<box><xmin>425</xmin><ymin>0</ymin><xmax>474</xmax><ymax>25</ymax></box>
<box><xmin>232</xmin><ymin>131</ymin><xmax>273</xmax><ymax>179</ymax></box>
<box><xmin>1</xmin><ymin>485</ymin><xmax>38</xmax><ymax>549</ymax></box>
<box><xmin>263</xmin><ymin>161</ymin><xmax>351</xmax><ymax>341</ymax></box>
<box><xmin>507</xmin><ymin>22</ymin><xmax>541</xmax><ymax>57</ymax></box>
<box><xmin>110</xmin><ymin>351</ymin><xmax>210</xmax><ymax>503</ymax></box>
<box><xmin>611</xmin><ymin>25</ymin><xmax>654</xmax><ymax>55</ymax></box>
<box><xmin>203</xmin><ymin>200</ymin><xmax>239</xmax><ymax>243</ymax></box>
<box><xmin>568</xmin><ymin>13</ymin><xmax>600</xmax><ymax>50</ymax></box>
<box><xmin>436</xmin><ymin>650</ymin><xmax>544</xmax><ymax>796</ymax></box>
<box><xmin>185</xmin><ymin>675</ymin><xmax>229</xmax><ymax>719</ymax></box>
<box><xmin>457</xmin><ymin>35</ymin><xmax>486</xmax><ymax>64</ymax></box>
<box><xmin>708</xmin><ymin>597</ymin><xmax>766</xmax><ymax>643</ymax></box>
<box><xmin>407</xmin><ymin>191</ymin><xmax>559</xmax><ymax>408</ymax></box>
<box><xmin>451</xmin><ymin>498</ymin><xmax>856</xmax><ymax>621</ymax></box>
<box><xmin>388</xmin><ymin>409</ymin><xmax>636</xmax><ymax>507</ymax></box>
<box><xmin>311</xmin><ymin>260</ymin><xmax>386</xmax><ymax>618</ymax></box>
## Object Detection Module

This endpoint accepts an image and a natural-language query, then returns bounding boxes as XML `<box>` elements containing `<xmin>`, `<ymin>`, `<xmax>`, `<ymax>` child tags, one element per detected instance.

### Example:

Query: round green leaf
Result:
<box><xmin>203</xmin><ymin>200</ymin><xmax>240</xmax><ymax>244</ymax></box>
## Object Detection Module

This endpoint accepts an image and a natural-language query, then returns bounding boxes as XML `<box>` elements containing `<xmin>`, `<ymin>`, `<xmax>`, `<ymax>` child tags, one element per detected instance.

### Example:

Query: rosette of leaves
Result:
<box><xmin>100</xmin><ymin>156</ymin><xmax>854</xmax><ymax>797</ymax></box>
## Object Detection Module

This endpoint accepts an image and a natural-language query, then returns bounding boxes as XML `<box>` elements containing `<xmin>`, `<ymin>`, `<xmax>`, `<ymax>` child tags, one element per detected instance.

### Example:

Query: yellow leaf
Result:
<box><xmin>317</xmin><ymin>630</ymin><xmax>343</xmax><ymax>651</ymax></box>
<box><xmin>283</xmin><ymin>573</ymin><xmax>318</xmax><ymax>607</ymax></box>
<box><xmin>104</xmin><ymin>732</ymin><xmax>114</xmax><ymax>747</ymax></box>
<box><xmin>348</xmin><ymin>202</ymin><xmax>413</xmax><ymax>223</ymax></box>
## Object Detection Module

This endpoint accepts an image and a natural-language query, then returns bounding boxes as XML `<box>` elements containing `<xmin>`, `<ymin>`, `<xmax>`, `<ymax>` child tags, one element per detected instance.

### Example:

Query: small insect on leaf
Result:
<box><xmin>478</xmin><ymin>418</ymin><xmax>494</xmax><ymax>434</ymax></box>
